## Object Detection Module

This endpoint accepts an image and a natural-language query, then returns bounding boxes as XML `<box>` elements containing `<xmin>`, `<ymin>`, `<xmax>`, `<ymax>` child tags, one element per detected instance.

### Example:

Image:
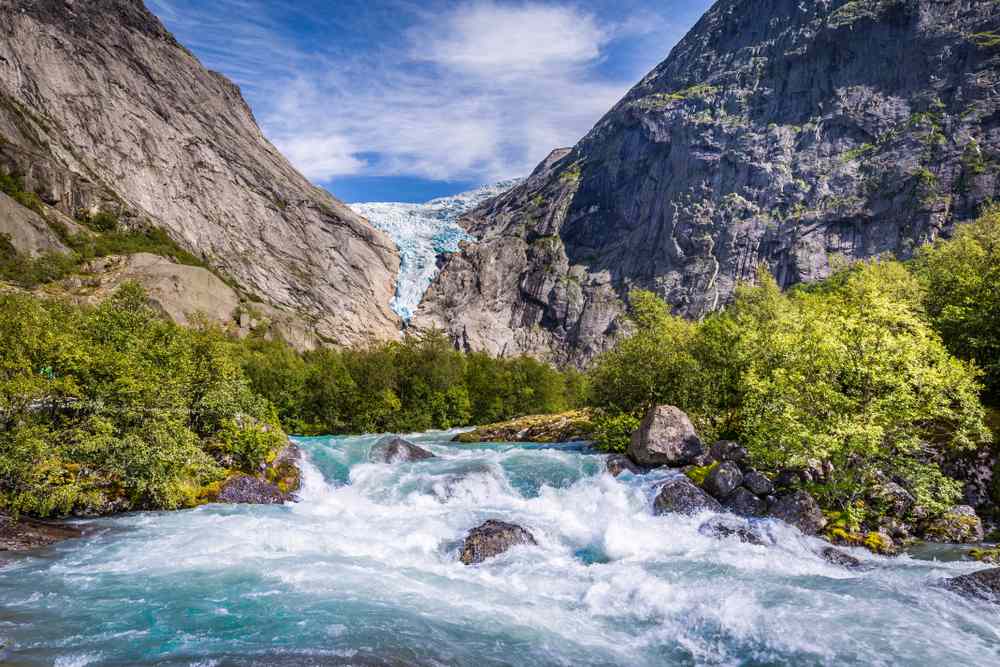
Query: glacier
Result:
<box><xmin>351</xmin><ymin>179</ymin><xmax>522</xmax><ymax>321</ymax></box>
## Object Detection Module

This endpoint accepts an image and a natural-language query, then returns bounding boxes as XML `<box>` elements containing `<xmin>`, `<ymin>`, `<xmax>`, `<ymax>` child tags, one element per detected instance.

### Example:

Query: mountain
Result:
<box><xmin>0</xmin><ymin>0</ymin><xmax>400</xmax><ymax>348</ymax></box>
<box><xmin>350</xmin><ymin>180</ymin><xmax>521</xmax><ymax>321</ymax></box>
<box><xmin>414</xmin><ymin>0</ymin><xmax>1000</xmax><ymax>366</ymax></box>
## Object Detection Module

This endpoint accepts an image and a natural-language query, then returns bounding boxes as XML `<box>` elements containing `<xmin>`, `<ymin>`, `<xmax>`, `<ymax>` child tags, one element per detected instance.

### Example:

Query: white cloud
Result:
<box><xmin>149</xmin><ymin>0</ymin><xmax>672</xmax><ymax>189</ymax></box>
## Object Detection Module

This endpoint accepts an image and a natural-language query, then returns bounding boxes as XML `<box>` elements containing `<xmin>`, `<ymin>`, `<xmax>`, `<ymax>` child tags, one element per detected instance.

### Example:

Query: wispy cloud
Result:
<box><xmin>147</xmin><ymin>0</ymin><xmax>708</xmax><ymax>187</ymax></box>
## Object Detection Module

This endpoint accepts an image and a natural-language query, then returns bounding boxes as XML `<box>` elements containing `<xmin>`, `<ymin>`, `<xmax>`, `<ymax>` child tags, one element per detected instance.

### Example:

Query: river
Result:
<box><xmin>1</xmin><ymin>432</ymin><xmax>998</xmax><ymax>665</ymax></box>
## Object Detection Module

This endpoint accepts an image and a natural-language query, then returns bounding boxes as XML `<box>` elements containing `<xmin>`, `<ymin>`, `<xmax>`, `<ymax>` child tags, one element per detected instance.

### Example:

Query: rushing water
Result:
<box><xmin>2</xmin><ymin>432</ymin><xmax>998</xmax><ymax>666</ymax></box>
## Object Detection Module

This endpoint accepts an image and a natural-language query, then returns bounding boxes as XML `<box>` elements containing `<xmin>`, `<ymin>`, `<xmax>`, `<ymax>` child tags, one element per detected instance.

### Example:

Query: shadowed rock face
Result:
<box><xmin>0</xmin><ymin>0</ymin><xmax>401</xmax><ymax>348</ymax></box>
<box><xmin>415</xmin><ymin>0</ymin><xmax>1000</xmax><ymax>366</ymax></box>
<box><xmin>941</xmin><ymin>568</ymin><xmax>1000</xmax><ymax>603</ymax></box>
<box><xmin>459</xmin><ymin>520</ymin><xmax>537</xmax><ymax>565</ymax></box>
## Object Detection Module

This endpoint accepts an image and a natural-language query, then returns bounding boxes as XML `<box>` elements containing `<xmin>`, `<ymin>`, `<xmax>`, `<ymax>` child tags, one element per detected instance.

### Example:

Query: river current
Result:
<box><xmin>1</xmin><ymin>432</ymin><xmax>998</xmax><ymax>665</ymax></box>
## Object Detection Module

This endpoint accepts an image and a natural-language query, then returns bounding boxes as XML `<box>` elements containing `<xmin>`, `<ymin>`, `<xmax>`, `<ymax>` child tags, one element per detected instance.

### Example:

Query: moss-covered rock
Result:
<box><xmin>454</xmin><ymin>410</ymin><xmax>594</xmax><ymax>444</ymax></box>
<box><xmin>921</xmin><ymin>506</ymin><xmax>985</xmax><ymax>544</ymax></box>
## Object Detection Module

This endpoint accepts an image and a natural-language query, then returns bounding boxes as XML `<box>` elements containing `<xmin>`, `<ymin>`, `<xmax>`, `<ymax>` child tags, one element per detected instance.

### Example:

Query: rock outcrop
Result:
<box><xmin>941</xmin><ymin>567</ymin><xmax>1000</xmax><ymax>603</ymax></box>
<box><xmin>415</xmin><ymin>0</ymin><xmax>1000</xmax><ymax>365</ymax></box>
<box><xmin>217</xmin><ymin>475</ymin><xmax>290</xmax><ymax>505</ymax></box>
<box><xmin>628</xmin><ymin>405</ymin><xmax>705</xmax><ymax>467</ymax></box>
<box><xmin>0</xmin><ymin>0</ymin><xmax>401</xmax><ymax>347</ymax></box>
<box><xmin>453</xmin><ymin>410</ymin><xmax>594</xmax><ymax>444</ymax></box>
<box><xmin>459</xmin><ymin>519</ymin><xmax>537</xmax><ymax>565</ymax></box>
<box><xmin>922</xmin><ymin>505</ymin><xmax>985</xmax><ymax>544</ymax></box>
<box><xmin>369</xmin><ymin>436</ymin><xmax>435</xmax><ymax>464</ymax></box>
<box><xmin>0</xmin><ymin>191</ymin><xmax>66</xmax><ymax>255</ymax></box>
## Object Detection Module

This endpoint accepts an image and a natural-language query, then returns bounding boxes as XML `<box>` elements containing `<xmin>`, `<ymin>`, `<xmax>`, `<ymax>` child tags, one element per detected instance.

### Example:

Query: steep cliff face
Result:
<box><xmin>415</xmin><ymin>0</ymin><xmax>1000</xmax><ymax>365</ymax></box>
<box><xmin>0</xmin><ymin>0</ymin><xmax>401</xmax><ymax>347</ymax></box>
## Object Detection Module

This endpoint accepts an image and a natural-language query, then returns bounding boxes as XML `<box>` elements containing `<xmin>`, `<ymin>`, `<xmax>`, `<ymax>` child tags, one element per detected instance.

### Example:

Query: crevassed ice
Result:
<box><xmin>351</xmin><ymin>179</ymin><xmax>522</xmax><ymax>321</ymax></box>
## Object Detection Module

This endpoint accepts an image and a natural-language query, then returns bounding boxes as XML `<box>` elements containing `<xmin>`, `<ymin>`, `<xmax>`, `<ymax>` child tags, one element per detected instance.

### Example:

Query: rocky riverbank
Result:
<box><xmin>453</xmin><ymin>410</ymin><xmax>595</xmax><ymax>444</ymax></box>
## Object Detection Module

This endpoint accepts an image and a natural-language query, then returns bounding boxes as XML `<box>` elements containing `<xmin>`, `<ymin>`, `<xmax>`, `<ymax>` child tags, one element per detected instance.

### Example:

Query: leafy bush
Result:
<box><xmin>587</xmin><ymin>261</ymin><xmax>991</xmax><ymax>516</ymax></box>
<box><xmin>0</xmin><ymin>284</ymin><xmax>287</xmax><ymax>518</ymax></box>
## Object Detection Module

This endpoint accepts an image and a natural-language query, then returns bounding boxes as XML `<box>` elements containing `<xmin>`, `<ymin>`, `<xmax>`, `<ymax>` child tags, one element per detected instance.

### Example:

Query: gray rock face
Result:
<box><xmin>459</xmin><ymin>519</ymin><xmax>537</xmax><ymax>565</ymax></box>
<box><xmin>627</xmin><ymin>405</ymin><xmax>704</xmax><ymax>467</ymax></box>
<box><xmin>941</xmin><ymin>568</ymin><xmax>1000</xmax><ymax>603</ymax></box>
<box><xmin>698</xmin><ymin>515</ymin><xmax>766</xmax><ymax>545</ymax></box>
<box><xmin>416</xmin><ymin>0</ymin><xmax>1000</xmax><ymax>366</ymax></box>
<box><xmin>768</xmin><ymin>491</ymin><xmax>827</xmax><ymax>535</ymax></box>
<box><xmin>709</xmin><ymin>441</ymin><xmax>748</xmax><ymax>466</ymax></box>
<box><xmin>0</xmin><ymin>0</ymin><xmax>401</xmax><ymax>348</ymax></box>
<box><xmin>217</xmin><ymin>475</ymin><xmax>290</xmax><ymax>505</ymax></box>
<box><xmin>369</xmin><ymin>436</ymin><xmax>435</xmax><ymax>464</ymax></box>
<box><xmin>0</xmin><ymin>192</ymin><xmax>67</xmax><ymax>256</ymax></box>
<box><xmin>653</xmin><ymin>477</ymin><xmax>723</xmax><ymax>516</ymax></box>
<box><xmin>703</xmin><ymin>461</ymin><xmax>743</xmax><ymax>499</ymax></box>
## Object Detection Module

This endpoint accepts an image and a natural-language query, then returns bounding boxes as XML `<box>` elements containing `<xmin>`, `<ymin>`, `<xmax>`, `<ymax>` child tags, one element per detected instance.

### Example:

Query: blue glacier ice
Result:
<box><xmin>351</xmin><ymin>179</ymin><xmax>522</xmax><ymax>321</ymax></box>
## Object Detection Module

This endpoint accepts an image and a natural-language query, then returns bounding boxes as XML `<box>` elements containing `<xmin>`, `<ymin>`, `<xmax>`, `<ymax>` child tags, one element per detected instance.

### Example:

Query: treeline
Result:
<box><xmin>587</xmin><ymin>206</ymin><xmax>1000</xmax><ymax>521</ymax></box>
<box><xmin>238</xmin><ymin>333</ymin><xmax>586</xmax><ymax>436</ymax></box>
<box><xmin>0</xmin><ymin>283</ymin><xmax>585</xmax><ymax>517</ymax></box>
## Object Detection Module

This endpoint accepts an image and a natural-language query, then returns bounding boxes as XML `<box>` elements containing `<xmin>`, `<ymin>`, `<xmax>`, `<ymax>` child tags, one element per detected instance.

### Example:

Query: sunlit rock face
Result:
<box><xmin>351</xmin><ymin>180</ymin><xmax>521</xmax><ymax>321</ymax></box>
<box><xmin>417</xmin><ymin>0</ymin><xmax>1000</xmax><ymax>366</ymax></box>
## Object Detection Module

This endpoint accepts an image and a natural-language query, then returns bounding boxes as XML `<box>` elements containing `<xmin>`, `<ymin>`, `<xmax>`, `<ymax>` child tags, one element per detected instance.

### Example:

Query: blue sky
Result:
<box><xmin>147</xmin><ymin>0</ymin><xmax>713</xmax><ymax>203</ymax></box>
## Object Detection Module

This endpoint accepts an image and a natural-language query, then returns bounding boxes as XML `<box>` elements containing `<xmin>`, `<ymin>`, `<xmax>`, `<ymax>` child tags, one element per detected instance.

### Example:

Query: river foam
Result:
<box><xmin>1</xmin><ymin>432</ymin><xmax>998</xmax><ymax>665</ymax></box>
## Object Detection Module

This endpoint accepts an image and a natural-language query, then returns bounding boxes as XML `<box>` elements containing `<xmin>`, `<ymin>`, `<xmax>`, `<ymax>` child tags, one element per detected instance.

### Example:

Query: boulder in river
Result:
<box><xmin>653</xmin><ymin>477</ymin><xmax>723</xmax><ymax>516</ymax></box>
<box><xmin>217</xmin><ymin>475</ymin><xmax>291</xmax><ymax>504</ymax></box>
<box><xmin>459</xmin><ymin>520</ymin><xmax>537</xmax><ymax>565</ymax></box>
<box><xmin>703</xmin><ymin>461</ymin><xmax>743</xmax><ymax>500</ymax></box>
<box><xmin>369</xmin><ymin>436</ymin><xmax>435</xmax><ymax>464</ymax></box>
<box><xmin>921</xmin><ymin>505</ymin><xmax>984</xmax><ymax>544</ymax></box>
<box><xmin>627</xmin><ymin>405</ymin><xmax>704</xmax><ymax>467</ymax></box>
<box><xmin>724</xmin><ymin>487</ymin><xmax>767</xmax><ymax>518</ymax></box>
<box><xmin>698</xmin><ymin>516</ymin><xmax>767</xmax><ymax>545</ymax></box>
<box><xmin>940</xmin><ymin>568</ymin><xmax>1000</xmax><ymax>603</ymax></box>
<box><xmin>606</xmin><ymin>454</ymin><xmax>642</xmax><ymax>477</ymax></box>
<box><xmin>742</xmin><ymin>470</ymin><xmax>774</xmax><ymax>496</ymax></box>
<box><xmin>768</xmin><ymin>491</ymin><xmax>827</xmax><ymax>535</ymax></box>
<box><xmin>819</xmin><ymin>546</ymin><xmax>862</xmax><ymax>569</ymax></box>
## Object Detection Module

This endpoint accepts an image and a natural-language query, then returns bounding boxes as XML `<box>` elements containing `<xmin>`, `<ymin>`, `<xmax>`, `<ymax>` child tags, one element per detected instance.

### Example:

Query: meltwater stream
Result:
<box><xmin>2</xmin><ymin>432</ymin><xmax>998</xmax><ymax>666</ymax></box>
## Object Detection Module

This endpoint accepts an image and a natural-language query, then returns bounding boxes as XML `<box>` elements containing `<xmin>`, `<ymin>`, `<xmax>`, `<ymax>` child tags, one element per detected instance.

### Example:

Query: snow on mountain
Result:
<box><xmin>351</xmin><ymin>179</ymin><xmax>522</xmax><ymax>321</ymax></box>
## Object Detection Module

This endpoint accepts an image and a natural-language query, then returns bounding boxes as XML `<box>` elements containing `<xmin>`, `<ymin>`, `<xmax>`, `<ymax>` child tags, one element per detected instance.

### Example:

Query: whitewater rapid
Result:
<box><xmin>1</xmin><ymin>432</ymin><xmax>998</xmax><ymax>665</ymax></box>
<box><xmin>350</xmin><ymin>180</ymin><xmax>521</xmax><ymax>321</ymax></box>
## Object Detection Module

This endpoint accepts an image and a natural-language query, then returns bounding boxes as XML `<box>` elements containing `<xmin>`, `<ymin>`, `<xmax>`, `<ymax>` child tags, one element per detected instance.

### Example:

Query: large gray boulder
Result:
<box><xmin>369</xmin><ymin>436</ymin><xmax>435</xmax><ymax>464</ymax></box>
<box><xmin>768</xmin><ymin>491</ymin><xmax>827</xmax><ymax>535</ymax></box>
<box><xmin>743</xmin><ymin>470</ymin><xmax>774</xmax><ymax>496</ymax></box>
<box><xmin>653</xmin><ymin>477</ymin><xmax>722</xmax><ymax>516</ymax></box>
<box><xmin>627</xmin><ymin>406</ymin><xmax>704</xmax><ymax>467</ymax></box>
<box><xmin>459</xmin><ymin>520</ymin><xmax>537</xmax><ymax>565</ymax></box>
<box><xmin>724</xmin><ymin>487</ymin><xmax>767</xmax><ymax>518</ymax></box>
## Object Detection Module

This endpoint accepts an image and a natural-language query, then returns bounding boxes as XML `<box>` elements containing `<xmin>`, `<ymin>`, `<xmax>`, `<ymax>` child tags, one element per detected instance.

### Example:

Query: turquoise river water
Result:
<box><xmin>1</xmin><ymin>432</ymin><xmax>998</xmax><ymax>665</ymax></box>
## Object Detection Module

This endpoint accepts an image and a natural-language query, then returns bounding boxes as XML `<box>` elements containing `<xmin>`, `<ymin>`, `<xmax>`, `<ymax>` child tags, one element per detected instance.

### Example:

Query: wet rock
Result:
<box><xmin>459</xmin><ymin>520</ymin><xmax>537</xmax><ymax>565</ymax></box>
<box><xmin>820</xmin><ymin>547</ymin><xmax>862</xmax><ymax>569</ymax></box>
<box><xmin>709</xmin><ymin>441</ymin><xmax>748</xmax><ymax>465</ymax></box>
<box><xmin>768</xmin><ymin>491</ymin><xmax>827</xmax><ymax>535</ymax></box>
<box><xmin>724</xmin><ymin>487</ymin><xmax>767</xmax><ymax>518</ymax></box>
<box><xmin>743</xmin><ymin>470</ymin><xmax>774</xmax><ymax>496</ymax></box>
<box><xmin>454</xmin><ymin>410</ymin><xmax>594</xmax><ymax>444</ymax></box>
<box><xmin>0</xmin><ymin>511</ymin><xmax>81</xmax><ymax>555</ymax></box>
<box><xmin>369</xmin><ymin>436</ymin><xmax>435</xmax><ymax>464</ymax></box>
<box><xmin>922</xmin><ymin>506</ymin><xmax>984</xmax><ymax>544</ymax></box>
<box><xmin>606</xmin><ymin>454</ymin><xmax>642</xmax><ymax>477</ymax></box>
<box><xmin>941</xmin><ymin>568</ymin><xmax>1000</xmax><ymax>603</ymax></box>
<box><xmin>217</xmin><ymin>475</ymin><xmax>291</xmax><ymax>505</ymax></box>
<box><xmin>627</xmin><ymin>406</ymin><xmax>704</xmax><ymax>467</ymax></box>
<box><xmin>703</xmin><ymin>462</ymin><xmax>743</xmax><ymax>500</ymax></box>
<box><xmin>653</xmin><ymin>477</ymin><xmax>723</xmax><ymax>516</ymax></box>
<box><xmin>699</xmin><ymin>516</ymin><xmax>766</xmax><ymax>546</ymax></box>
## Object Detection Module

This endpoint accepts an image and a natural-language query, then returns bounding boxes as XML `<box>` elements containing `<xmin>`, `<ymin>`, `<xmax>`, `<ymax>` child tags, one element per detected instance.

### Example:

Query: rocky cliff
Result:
<box><xmin>0</xmin><ymin>0</ymin><xmax>401</xmax><ymax>347</ymax></box>
<box><xmin>414</xmin><ymin>0</ymin><xmax>1000</xmax><ymax>366</ymax></box>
